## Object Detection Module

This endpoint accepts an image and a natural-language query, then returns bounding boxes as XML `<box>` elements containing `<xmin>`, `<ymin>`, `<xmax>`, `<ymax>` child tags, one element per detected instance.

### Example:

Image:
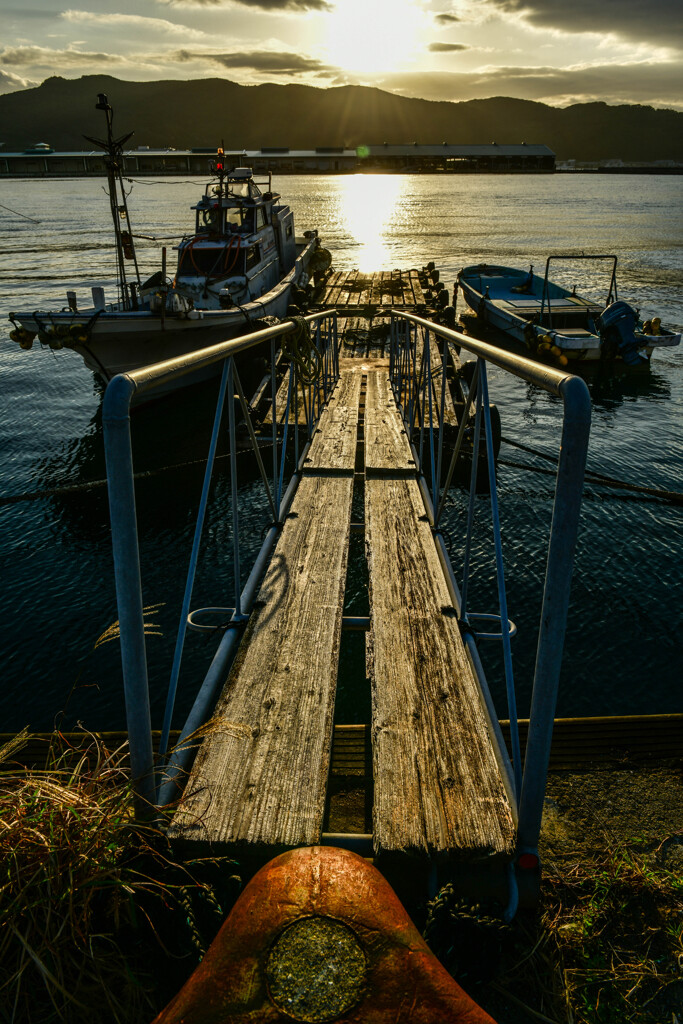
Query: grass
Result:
<box><xmin>425</xmin><ymin>838</ymin><xmax>683</xmax><ymax>1024</ymax></box>
<box><xmin>2</xmin><ymin>736</ymin><xmax>680</xmax><ymax>1024</ymax></box>
<box><xmin>0</xmin><ymin>727</ymin><xmax>239</xmax><ymax>1024</ymax></box>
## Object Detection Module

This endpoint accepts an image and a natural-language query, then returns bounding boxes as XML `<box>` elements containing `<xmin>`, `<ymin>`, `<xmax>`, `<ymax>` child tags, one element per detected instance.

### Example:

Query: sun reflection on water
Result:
<box><xmin>339</xmin><ymin>174</ymin><xmax>403</xmax><ymax>271</ymax></box>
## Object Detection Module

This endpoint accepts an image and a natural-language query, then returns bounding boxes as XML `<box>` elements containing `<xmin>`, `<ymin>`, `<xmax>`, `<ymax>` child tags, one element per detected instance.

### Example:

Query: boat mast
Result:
<box><xmin>84</xmin><ymin>94</ymin><xmax>141</xmax><ymax>310</ymax></box>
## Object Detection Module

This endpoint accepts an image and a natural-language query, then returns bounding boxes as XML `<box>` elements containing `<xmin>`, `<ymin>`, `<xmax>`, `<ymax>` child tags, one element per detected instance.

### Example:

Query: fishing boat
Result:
<box><xmin>457</xmin><ymin>256</ymin><xmax>680</xmax><ymax>368</ymax></box>
<box><xmin>8</xmin><ymin>94</ymin><xmax>329</xmax><ymax>389</ymax></box>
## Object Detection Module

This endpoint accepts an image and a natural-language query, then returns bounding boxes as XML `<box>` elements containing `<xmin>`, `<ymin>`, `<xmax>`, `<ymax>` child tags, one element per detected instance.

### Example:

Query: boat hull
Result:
<box><xmin>10</xmin><ymin>238</ymin><xmax>317</xmax><ymax>394</ymax></box>
<box><xmin>457</xmin><ymin>264</ymin><xmax>680</xmax><ymax>366</ymax></box>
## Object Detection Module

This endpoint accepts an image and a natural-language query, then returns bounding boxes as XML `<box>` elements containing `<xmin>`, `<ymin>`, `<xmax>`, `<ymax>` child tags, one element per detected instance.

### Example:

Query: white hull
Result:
<box><xmin>12</xmin><ymin>240</ymin><xmax>316</xmax><ymax>391</ymax></box>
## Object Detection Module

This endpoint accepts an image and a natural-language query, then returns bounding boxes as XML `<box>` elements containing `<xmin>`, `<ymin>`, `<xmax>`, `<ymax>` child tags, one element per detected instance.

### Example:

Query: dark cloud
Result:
<box><xmin>378</xmin><ymin>60</ymin><xmax>683</xmax><ymax>108</ymax></box>
<box><xmin>434</xmin><ymin>13</ymin><xmax>460</xmax><ymax>25</ymax></box>
<box><xmin>428</xmin><ymin>42</ymin><xmax>469</xmax><ymax>52</ymax></box>
<box><xmin>490</xmin><ymin>0</ymin><xmax>682</xmax><ymax>51</ymax></box>
<box><xmin>173</xmin><ymin>48</ymin><xmax>335</xmax><ymax>74</ymax></box>
<box><xmin>163</xmin><ymin>0</ymin><xmax>331</xmax><ymax>9</ymax></box>
<box><xmin>0</xmin><ymin>46</ymin><xmax>120</xmax><ymax>67</ymax></box>
<box><xmin>231</xmin><ymin>0</ymin><xmax>332</xmax><ymax>7</ymax></box>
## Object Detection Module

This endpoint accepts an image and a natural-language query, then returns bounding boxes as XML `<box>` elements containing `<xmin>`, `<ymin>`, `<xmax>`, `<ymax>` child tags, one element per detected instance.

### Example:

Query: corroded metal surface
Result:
<box><xmin>153</xmin><ymin>845</ymin><xmax>498</xmax><ymax>1023</ymax></box>
<box><xmin>266</xmin><ymin>916</ymin><xmax>366</xmax><ymax>1021</ymax></box>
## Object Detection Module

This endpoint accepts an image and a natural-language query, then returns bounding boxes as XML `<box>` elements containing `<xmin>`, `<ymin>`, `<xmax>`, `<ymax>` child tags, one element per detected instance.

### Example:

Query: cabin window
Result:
<box><xmin>255</xmin><ymin>206</ymin><xmax>267</xmax><ymax>229</ymax></box>
<box><xmin>245</xmin><ymin>244</ymin><xmax>261</xmax><ymax>272</ymax></box>
<box><xmin>225</xmin><ymin>205</ymin><xmax>246</xmax><ymax>232</ymax></box>
<box><xmin>199</xmin><ymin>207</ymin><xmax>222</xmax><ymax>232</ymax></box>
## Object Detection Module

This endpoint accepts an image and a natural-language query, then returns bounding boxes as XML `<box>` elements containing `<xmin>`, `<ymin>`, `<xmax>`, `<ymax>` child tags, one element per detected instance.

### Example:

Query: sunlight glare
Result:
<box><xmin>340</xmin><ymin>174</ymin><xmax>402</xmax><ymax>270</ymax></box>
<box><xmin>325</xmin><ymin>0</ymin><xmax>424</xmax><ymax>74</ymax></box>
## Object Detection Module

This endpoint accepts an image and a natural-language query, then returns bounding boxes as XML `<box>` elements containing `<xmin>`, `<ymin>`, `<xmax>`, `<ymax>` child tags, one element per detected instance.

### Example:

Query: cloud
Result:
<box><xmin>0</xmin><ymin>45</ymin><xmax>124</xmax><ymax>68</ymax></box>
<box><xmin>0</xmin><ymin>68</ymin><xmax>38</xmax><ymax>94</ymax></box>
<box><xmin>158</xmin><ymin>0</ymin><xmax>331</xmax><ymax>10</ymax></box>
<box><xmin>171</xmin><ymin>48</ymin><xmax>336</xmax><ymax>74</ymax></box>
<box><xmin>377</xmin><ymin>59</ymin><xmax>683</xmax><ymax>109</ymax></box>
<box><xmin>434</xmin><ymin>13</ymin><xmax>460</xmax><ymax>24</ymax></box>
<box><xmin>428</xmin><ymin>43</ymin><xmax>469</xmax><ymax>52</ymax></box>
<box><xmin>60</xmin><ymin>10</ymin><xmax>207</xmax><ymax>39</ymax></box>
<box><xmin>488</xmin><ymin>0</ymin><xmax>683</xmax><ymax>52</ymax></box>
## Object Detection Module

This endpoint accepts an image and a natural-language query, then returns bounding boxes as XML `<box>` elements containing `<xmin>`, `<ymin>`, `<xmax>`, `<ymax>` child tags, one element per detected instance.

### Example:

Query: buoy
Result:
<box><xmin>152</xmin><ymin>846</ymin><xmax>499</xmax><ymax>1024</ymax></box>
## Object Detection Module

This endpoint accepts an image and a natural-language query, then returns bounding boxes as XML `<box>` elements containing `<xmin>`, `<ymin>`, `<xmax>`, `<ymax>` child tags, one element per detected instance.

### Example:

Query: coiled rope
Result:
<box><xmin>280</xmin><ymin>316</ymin><xmax>322</xmax><ymax>385</ymax></box>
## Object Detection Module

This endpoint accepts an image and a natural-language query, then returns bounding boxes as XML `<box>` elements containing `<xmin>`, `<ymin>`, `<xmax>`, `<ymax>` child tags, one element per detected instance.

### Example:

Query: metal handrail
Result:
<box><xmin>102</xmin><ymin>309</ymin><xmax>338</xmax><ymax>811</ymax></box>
<box><xmin>389</xmin><ymin>309</ymin><xmax>591</xmax><ymax>854</ymax></box>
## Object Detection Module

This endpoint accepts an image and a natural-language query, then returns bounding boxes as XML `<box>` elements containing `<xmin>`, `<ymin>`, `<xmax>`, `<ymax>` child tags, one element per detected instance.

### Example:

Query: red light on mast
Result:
<box><xmin>216</xmin><ymin>146</ymin><xmax>224</xmax><ymax>172</ymax></box>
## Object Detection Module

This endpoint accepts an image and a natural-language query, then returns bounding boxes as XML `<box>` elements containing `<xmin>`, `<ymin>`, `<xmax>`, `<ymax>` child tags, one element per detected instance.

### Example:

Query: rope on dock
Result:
<box><xmin>500</xmin><ymin>436</ymin><xmax>683</xmax><ymax>506</ymax></box>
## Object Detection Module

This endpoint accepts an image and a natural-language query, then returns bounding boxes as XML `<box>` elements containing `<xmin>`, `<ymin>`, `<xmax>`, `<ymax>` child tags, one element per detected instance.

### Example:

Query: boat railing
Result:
<box><xmin>102</xmin><ymin>310</ymin><xmax>339</xmax><ymax>812</ymax></box>
<box><xmin>540</xmin><ymin>254</ymin><xmax>618</xmax><ymax>329</ymax></box>
<box><xmin>389</xmin><ymin>310</ymin><xmax>591</xmax><ymax>854</ymax></box>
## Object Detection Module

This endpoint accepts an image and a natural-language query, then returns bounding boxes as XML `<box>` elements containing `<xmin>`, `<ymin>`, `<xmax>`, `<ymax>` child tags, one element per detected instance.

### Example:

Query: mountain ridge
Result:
<box><xmin>0</xmin><ymin>75</ymin><xmax>681</xmax><ymax>163</ymax></box>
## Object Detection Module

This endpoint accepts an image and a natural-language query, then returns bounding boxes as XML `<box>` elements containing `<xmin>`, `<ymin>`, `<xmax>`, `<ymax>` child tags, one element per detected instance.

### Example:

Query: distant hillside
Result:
<box><xmin>1</xmin><ymin>75</ymin><xmax>681</xmax><ymax>163</ymax></box>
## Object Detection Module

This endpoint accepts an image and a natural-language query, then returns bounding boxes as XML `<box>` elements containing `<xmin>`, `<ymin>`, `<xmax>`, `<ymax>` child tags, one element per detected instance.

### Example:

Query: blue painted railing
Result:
<box><xmin>102</xmin><ymin>311</ymin><xmax>338</xmax><ymax>810</ymax></box>
<box><xmin>389</xmin><ymin>310</ymin><xmax>591</xmax><ymax>855</ymax></box>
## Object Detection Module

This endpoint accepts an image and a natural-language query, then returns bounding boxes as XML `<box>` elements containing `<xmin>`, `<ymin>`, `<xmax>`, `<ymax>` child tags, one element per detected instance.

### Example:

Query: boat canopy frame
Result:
<box><xmin>540</xmin><ymin>254</ymin><xmax>618</xmax><ymax>330</ymax></box>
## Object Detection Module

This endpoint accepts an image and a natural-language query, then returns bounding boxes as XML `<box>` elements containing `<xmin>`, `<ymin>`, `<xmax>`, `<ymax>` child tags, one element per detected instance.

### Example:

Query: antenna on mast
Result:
<box><xmin>84</xmin><ymin>94</ymin><xmax>141</xmax><ymax>309</ymax></box>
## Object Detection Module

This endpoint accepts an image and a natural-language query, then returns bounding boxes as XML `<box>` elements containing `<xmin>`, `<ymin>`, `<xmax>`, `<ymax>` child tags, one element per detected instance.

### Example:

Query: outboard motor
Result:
<box><xmin>599</xmin><ymin>301</ymin><xmax>647</xmax><ymax>365</ymax></box>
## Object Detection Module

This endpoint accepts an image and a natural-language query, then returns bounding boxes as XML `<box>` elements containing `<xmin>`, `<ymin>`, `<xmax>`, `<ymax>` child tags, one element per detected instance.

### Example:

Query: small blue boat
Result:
<box><xmin>457</xmin><ymin>256</ymin><xmax>680</xmax><ymax>368</ymax></box>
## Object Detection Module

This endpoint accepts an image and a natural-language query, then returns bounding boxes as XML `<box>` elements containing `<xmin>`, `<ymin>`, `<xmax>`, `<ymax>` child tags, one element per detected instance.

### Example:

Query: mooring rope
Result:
<box><xmin>500</xmin><ymin>436</ymin><xmax>683</xmax><ymax>506</ymax></box>
<box><xmin>0</xmin><ymin>202</ymin><xmax>41</xmax><ymax>224</ymax></box>
<box><xmin>0</xmin><ymin>448</ymin><xmax>263</xmax><ymax>507</ymax></box>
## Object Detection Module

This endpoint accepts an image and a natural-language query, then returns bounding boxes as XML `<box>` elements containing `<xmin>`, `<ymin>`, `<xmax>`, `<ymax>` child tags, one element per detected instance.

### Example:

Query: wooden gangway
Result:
<box><xmin>170</xmin><ymin>350</ymin><xmax>516</xmax><ymax>868</ymax></box>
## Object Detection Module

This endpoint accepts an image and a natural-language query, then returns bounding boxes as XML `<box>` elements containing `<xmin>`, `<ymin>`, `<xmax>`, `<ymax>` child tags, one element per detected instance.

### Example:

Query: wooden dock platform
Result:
<box><xmin>170</xmin><ymin>317</ymin><xmax>515</xmax><ymax>867</ymax></box>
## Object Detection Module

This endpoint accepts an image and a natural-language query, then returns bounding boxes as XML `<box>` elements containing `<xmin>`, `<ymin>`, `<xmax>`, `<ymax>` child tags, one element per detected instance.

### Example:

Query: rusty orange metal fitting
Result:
<box><xmin>153</xmin><ymin>845</ymin><xmax>498</xmax><ymax>1024</ymax></box>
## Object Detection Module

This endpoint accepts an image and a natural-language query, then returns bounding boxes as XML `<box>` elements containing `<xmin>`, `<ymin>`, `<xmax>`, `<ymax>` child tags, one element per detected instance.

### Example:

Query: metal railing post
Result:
<box><xmin>517</xmin><ymin>374</ymin><xmax>591</xmax><ymax>851</ymax></box>
<box><xmin>102</xmin><ymin>374</ymin><xmax>155</xmax><ymax>812</ymax></box>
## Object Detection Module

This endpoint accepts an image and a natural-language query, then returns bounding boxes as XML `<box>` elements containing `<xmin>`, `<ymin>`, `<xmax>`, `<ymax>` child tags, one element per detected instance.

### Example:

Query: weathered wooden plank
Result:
<box><xmin>170</xmin><ymin>473</ymin><xmax>354</xmax><ymax>850</ymax></box>
<box><xmin>304</xmin><ymin>369</ymin><xmax>361</xmax><ymax>472</ymax></box>
<box><xmin>322</xmin><ymin>368</ymin><xmax>362</xmax><ymax>420</ymax></box>
<box><xmin>323</xmin><ymin>270</ymin><xmax>345</xmax><ymax>306</ymax></box>
<box><xmin>339</xmin><ymin>270</ymin><xmax>358</xmax><ymax>307</ymax></box>
<box><xmin>364</xmin><ymin>369</ymin><xmax>415</xmax><ymax>475</ymax></box>
<box><xmin>366</xmin><ymin>475</ymin><xmax>515</xmax><ymax>859</ymax></box>
<box><xmin>358</xmin><ymin>274</ymin><xmax>372</xmax><ymax>307</ymax></box>
<box><xmin>369</xmin><ymin>273</ymin><xmax>382</xmax><ymax>306</ymax></box>
<box><xmin>262</xmin><ymin>369</ymin><xmax>317</xmax><ymax>427</ymax></box>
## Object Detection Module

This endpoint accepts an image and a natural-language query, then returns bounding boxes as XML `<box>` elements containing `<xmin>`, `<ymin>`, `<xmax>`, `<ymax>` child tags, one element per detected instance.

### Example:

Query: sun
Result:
<box><xmin>324</xmin><ymin>0</ymin><xmax>425</xmax><ymax>75</ymax></box>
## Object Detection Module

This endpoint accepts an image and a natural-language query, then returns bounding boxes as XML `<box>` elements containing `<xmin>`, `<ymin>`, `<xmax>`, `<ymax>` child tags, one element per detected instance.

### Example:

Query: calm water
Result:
<box><xmin>1</xmin><ymin>173</ymin><xmax>682</xmax><ymax>733</ymax></box>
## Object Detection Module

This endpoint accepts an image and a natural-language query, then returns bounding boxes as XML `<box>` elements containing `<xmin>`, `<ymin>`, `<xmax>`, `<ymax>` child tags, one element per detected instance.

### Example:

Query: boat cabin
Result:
<box><xmin>174</xmin><ymin>167</ymin><xmax>298</xmax><ymax>310</ymax></box>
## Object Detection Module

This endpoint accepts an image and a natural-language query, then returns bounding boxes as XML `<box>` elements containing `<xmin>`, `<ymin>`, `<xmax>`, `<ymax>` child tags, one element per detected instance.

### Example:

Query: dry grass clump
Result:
<box><xmin>426</xmin><ymin>840</ymin><xmax>683</xmax><ymax>1024</ymax></box>
<box><xmin>534</xmin><ymin>846</ymin><xmax>683</xmax><ymax>1024</ymax></box>
<box><xmin>0</xmin><ymin>729</ymin><xmax>234</xmax><ymax>1024</ymax></box>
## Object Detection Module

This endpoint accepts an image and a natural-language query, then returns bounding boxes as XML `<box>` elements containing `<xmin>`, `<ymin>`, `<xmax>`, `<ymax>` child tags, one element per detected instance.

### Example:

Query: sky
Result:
<box><xmin>0</xmin><ymin>0</ymin><xmax>681</xmax><ymax>110</ymax></box>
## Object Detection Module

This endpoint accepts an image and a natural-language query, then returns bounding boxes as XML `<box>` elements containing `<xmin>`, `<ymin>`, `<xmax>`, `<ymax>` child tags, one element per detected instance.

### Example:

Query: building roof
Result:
<box><xmin>2</xmin><ymin>144</ymin><xmax>554</xmax><ymax>159</ymax></box>
<box><xmin>363</xmin><ymin>144</ymin><xmax>554</xmax><ymax>157</ymax></box>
